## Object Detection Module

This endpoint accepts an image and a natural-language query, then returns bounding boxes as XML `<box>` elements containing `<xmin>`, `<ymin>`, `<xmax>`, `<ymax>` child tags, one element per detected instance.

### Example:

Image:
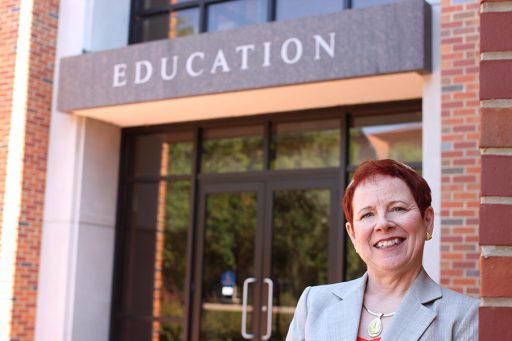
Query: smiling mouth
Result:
<box><xmin>374</xmin><ymin>238</ymin><xmax>405</xmax><ymax>249</ymax></box>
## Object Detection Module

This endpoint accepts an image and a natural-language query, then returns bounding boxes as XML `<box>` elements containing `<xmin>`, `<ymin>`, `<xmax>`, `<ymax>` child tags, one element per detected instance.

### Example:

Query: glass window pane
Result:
<box><xmin>352</xmin><ymin>0</ymin><xmax>398</xmax><ymax>9</ymax></box>
<box><xmin>132</xmin><ymin>132</ymin><xmax>193</xmax><ymax>177</ymax></box>
<box><xmin>271</xmin><ymin>119</ymin><xmax>340</xmax><ymax>170</ymax></box>
<box><xmin>117</xmin><ymin>319</ymin><xmax>153</xmax><ymax>341</ymax></box>
<box><xmin>345</xmin><ymin>237</ymin><xmax>366</xmax><ymax>280</ymax></box>
<box><xmin>201</xmin><ymin>126</ymin><xmax>264</xmax><ymax>173</ymax></box>
<box><xmin>169</xmin><ymin>8</ymin><xmax>199</xmax><ymax>38</ymax></box>
<box><xmin>155</xmin><ymin>181</ymin><xmax>191</xmax><ymax>320</ymax></box>
<box><xmin>270</xmin><ymin>188</ymin><xmax>329</xmax><ymax>340</ymax></box>
<box><xmin>119</xmin><ymin>181</ymin><xmax>190</xmax><ymax>333</ymax></box>
<box><xmin>349</xmin><ymin>115</ymin><xmax>422</xmax><ymax>165</ymax></box>
<box><xmin>140</xmin><ymin>13</ymin><xmax>170</xmax><ymax>42</ymax></box>
<box><xmin>276</xmin><ymin>0</ymin><xmax>343</xmax><ymax>21</ymax></box>
<box><xmin>143</xmin><ymin>0</ymin><xmax>195</xmax><ymax>10</ymax></box>
<box><xmin>208</xmin><ymin>0</ymin><xmax>267</xmax><ymax>32</ymax></box>
<box><xmin>157</xmin><ymin>320</ymin><xmax>184</xmax><ymax>341</ymax></box>
<box><xmin>200</xmin><ymin>191</ymin><xmax>257</xmax><ymax>339</ymax></box>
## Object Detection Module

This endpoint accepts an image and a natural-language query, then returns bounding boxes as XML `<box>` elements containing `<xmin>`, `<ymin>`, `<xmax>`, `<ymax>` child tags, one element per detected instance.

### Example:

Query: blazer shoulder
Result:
<box><xmin>439</xmin><ymin>286</ymin><xmax>479</xmax><ymax>309</ymax></box>
<box><xmin>308</xmin><ymin>275</ymin><xmax>366</xmax><ymax>302</ymax></box>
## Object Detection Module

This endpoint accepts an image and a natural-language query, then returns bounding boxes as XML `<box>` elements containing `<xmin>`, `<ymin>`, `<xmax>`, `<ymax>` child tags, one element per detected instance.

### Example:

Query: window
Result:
<box><xmin>111</xmin><ymin>102</ymin><xmax>422</xmax><ymax>340</ymax></box>
<box><xmin>130</xmin><ymin>0</ymin><xmax>400</xmax><ymax>44</ymax></box>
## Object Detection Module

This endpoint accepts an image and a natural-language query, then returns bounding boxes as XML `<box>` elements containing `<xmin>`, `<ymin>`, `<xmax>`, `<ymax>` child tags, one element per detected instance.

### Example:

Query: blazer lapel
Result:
<box><xmin>329</xmin><ymin>273</ymin><xmax>367</xmax><ymax>341</ymax></box>
<box><xmin>381</xmin><ymin>269</ymin><xmax>442</xmax><ymax>341</ymax></box>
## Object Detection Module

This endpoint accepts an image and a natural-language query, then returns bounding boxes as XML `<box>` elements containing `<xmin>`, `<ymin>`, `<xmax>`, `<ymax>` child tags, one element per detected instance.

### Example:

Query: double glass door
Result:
<box><xmin>191</xmin><ymin>176</ymin><xmax>340</xmax><ymax>340</ymax></box>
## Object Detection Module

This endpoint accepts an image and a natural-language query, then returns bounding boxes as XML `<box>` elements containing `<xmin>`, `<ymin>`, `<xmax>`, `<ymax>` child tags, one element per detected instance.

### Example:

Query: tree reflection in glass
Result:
<box><xmin>270</xmin><ymin>189</ymin><xmax>329</xmax><ymax>340</ymax></box>
<box><xmin>272</xmin><ymin>120</ymin><xmax>340</xmax><ymax>170</ymax></box>
<box><xmin>200</xmin><ymin>192</ymin><xmax>257</xmax><ymax>340</ymax></box>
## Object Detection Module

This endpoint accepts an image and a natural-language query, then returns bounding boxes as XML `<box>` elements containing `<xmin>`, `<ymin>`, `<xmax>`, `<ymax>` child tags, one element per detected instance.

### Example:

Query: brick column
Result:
<box><xmin>479</xmin><ymin>1</ymin><xmax>512</xmax><ymax>339</ymax></box>
<box><xmin>440</xmin><ymin>0</ymin><xmax>481</xmax><ymax>296</ymax></box>
<box><xmin>0</xmin><ymin>0</ymin><xmax>59</xmax><ymax>340</ymax></box>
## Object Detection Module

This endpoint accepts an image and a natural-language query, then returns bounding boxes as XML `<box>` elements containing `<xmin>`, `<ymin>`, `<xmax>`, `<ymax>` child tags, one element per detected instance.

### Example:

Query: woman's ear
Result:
<box><xmin>424</xmin><ymin>206</ymin><xmax>434</xmax><ymax>235</ymax></box>
<box><xmin>346</xmin><ymin>221</ymin><xmax>358</xmax><ymax>253</ymax></box>
<box><xmin>346</xmin><ymin>221</ymin><xmax>355</xmax><ymax>242</ymax></box>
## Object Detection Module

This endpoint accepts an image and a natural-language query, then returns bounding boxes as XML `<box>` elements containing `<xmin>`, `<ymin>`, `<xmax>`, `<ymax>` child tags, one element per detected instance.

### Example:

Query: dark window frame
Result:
<box><xmin>128</xmin><ymin>0</ymin><xmax>352</xmax><ymax>44</ymax></box>
<box><xmin>110</xmin><ymin>99</ymin><xmax>422</xmax><ymax>340</ymax></box>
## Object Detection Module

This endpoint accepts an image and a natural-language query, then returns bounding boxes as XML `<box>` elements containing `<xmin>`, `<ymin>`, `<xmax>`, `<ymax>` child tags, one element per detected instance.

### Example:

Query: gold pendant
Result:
<box><xmin>368</xmin><ymin>316</ymin><xmax>383</xmax><ymax>338</ymax></box>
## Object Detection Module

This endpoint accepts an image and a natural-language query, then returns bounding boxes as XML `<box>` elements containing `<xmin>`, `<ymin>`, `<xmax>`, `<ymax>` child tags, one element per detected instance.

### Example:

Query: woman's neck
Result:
<box><xmin>364</xmin><ymin>267</ymin><xmax>422</xmax><ymax>311</ymax></box>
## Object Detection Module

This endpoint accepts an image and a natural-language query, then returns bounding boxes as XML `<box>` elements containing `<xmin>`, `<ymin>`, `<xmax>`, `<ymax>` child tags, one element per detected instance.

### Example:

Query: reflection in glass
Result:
<box><xmin>270</xmin><ymin>189</ymin><xmax>329</xmax><ymax>340</ymax></box>
<box><xmin>141</xmin><ymin>13</ymin><xmax>170</xmax><ymax>42</ymax></box>
<box><xmin>276</xmin><ymin>0</ymin><xmax>343</xmax><ymax>21</ymax></box>
<box><xmin>272</xmin><ymin>120</ymin><xmax>340</xmax><ymax>170</ymax></box>
<box><xmin>349</xmin><ymin>121</ymin><xmax>422</xmax><ymax>165</ymax></box>
<box><xmin>202</xmin><ymin>126</ymin><xmax>264</xmax><ymax>173</ymax></box>
<box><xmin>208</xmin><ymin>0</ymin><xmax>267</xmax><ymax>32</ymax></box>
<box><xmin>132</xmin><ymin>132</ymin><xmax>193</xmax><ymax>177</ymax></box>
<box><xmin>158</xmin><ymin>320</ymin><xmax>184</xmax><ymax>341</ymax></box>
<box><xmin>200</xmin><ymin>192</ymin><xmax>257</xmax><ymax>340</ymax></box>
<box><xmin>118</xmin><ymin>319</ymin><xmax>153</xmax><ymax>341</ymax></box>
<box><xmin>345</xmin><ymin>238</ymin><xmax>366</xmax><ymax>281</ymax></box>
<box><xmin>169</xmin><ymin>8</ymin><xmax>199</xmax><ymax>38</ymax></box>
<box><xmin>352</xmin><ymin>0</ymin><xmax>398</xmax><ymax>9</ymax></box>
<box><xmin>143</xmin><ymin>0</ymin><xmax>194</xmax><ymax>10</ymax></box>
<box><xmin>120</xmin><ymin>181</ymin><xmax>190</xmax><ymax>341</ymax></box>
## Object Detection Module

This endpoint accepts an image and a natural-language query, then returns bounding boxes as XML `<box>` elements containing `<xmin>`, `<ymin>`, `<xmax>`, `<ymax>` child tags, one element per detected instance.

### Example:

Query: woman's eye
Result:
<box><xmin>391</xmin><ymin>207</ymin><xmax>405</xmax><ymax>212</ymax></box>
<box><xmin>360</xmin><ymin>212</ymin><xmax>373</xmax><ymax>219</ymax></box>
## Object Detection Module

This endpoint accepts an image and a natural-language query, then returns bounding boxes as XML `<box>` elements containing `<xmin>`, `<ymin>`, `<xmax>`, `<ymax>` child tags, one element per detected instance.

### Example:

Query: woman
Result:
<box><xmin>286</xmin><ymin>159</ymin><xmax>478</xmax><ymax>341</ymax></box>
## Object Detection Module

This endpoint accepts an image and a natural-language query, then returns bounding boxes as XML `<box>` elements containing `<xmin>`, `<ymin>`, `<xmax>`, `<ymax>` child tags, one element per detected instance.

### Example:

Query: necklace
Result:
<box><xmin>363</xmin><ymin>305</ymin><xmax>396</xmax><ymax>338</ymax></box>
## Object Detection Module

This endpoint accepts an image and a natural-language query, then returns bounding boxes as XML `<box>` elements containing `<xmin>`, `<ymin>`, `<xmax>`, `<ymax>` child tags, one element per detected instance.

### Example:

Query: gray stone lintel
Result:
<box><xmin>57</xmin><ymin>0</ymin><xmax>432</xmax><ymax>112</ymax></box>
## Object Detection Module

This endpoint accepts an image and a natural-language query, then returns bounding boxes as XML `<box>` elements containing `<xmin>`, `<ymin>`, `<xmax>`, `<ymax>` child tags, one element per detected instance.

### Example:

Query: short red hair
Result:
<box><xmin>342</xmin><ymin>159</ymin><xmax>432</xmax><ymax>224</ymax></box>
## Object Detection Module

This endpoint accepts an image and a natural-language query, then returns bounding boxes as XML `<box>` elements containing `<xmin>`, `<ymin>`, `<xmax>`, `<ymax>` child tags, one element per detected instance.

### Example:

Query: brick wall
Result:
<box><xmin>0</xmin><ymin>0</ymin><xmax>20</xmax><ymax>246</ymax></box>
<box><xmin>440</xmin><ymin>0</ymin><xmax>481</xmax><ymax>296</ymax></box>
<box><xmin>0</xmin><ymin>0</ymin><xmax>59</xmax><ymax>340</ymax></box>
<box><xmin>479</xmin><ymin>0</ymin><xmax>512</xmax><ymax>339</ymax></box>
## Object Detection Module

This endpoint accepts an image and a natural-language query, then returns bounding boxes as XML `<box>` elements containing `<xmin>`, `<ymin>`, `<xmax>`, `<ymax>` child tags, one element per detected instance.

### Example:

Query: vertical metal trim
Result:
<box><xmin>267</xmin><ymin>0</ymin><xmax>276</xmax><ymax>22</ymax></box>
<box><xmin>199</xmin><ymin>0</ymin><xmax>207</xmax><ymax>33</ymax></box>
<box><xmin>263</xmin><ymin>121</ymin><xmax>271</xmax><ymax>171</ymax></box>
<box><xmin>109</xmin><ymin>130</ymin><xmax>133</xmax><ymax>340</ymax></box>
<box><xmin>339</xmin><ymin>112</ymin><xmax>349</xmax><ymax>282</ymax></box>
<box><xmin>184</xmin><ymin>126</ymin><xmax>202</xmax><ymax>340</ymax></box>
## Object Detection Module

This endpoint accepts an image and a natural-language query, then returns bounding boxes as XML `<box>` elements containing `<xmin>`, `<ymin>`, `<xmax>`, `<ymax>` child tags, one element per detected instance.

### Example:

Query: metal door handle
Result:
<box><xmin>262</xmin><ymin>278</ymin><xmax>274</xmax><ymax>340</ymax></box>
<box><xmin>241</xmin><ymin>277</ymin><xmax>256</xmax><ymax>339</ymax></box>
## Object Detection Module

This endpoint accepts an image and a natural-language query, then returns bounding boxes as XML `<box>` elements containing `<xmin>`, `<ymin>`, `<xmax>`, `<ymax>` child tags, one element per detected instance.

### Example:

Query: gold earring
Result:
<box><xmin>426</xmin><ymin>232</ymin><xmax>432</xmax><ymax>241</ymax></box>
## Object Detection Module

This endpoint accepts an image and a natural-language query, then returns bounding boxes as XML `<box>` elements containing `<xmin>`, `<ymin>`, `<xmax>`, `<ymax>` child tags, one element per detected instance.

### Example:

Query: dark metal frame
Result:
<box><xmin>110</xmin><ymin>99</ymin><xmax>422</xmax><ymax>340</ymax></box>
<box><xmin>129</xmin><ymin>0</ymin><xmax>350</xmax><ymax>44</ymax></box>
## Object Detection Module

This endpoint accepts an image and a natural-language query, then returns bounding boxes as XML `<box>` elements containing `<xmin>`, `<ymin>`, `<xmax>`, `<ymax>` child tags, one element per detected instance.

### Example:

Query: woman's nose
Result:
<box><xmin>375</xmin><ymin>212</ymin><xmax>394</xmax><ymax>230</ymax></box>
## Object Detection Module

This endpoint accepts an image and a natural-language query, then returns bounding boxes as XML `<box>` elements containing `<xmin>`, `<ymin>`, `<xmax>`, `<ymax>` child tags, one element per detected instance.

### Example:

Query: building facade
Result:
<box><xmin>0</xmin><ymin>0</ymin><xmax>509</xmax><ymax>340</ymax></box>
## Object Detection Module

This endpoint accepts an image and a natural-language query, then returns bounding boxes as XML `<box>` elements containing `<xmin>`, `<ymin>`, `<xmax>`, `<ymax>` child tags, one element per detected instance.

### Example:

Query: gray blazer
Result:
<box><xmin>286</xmin><ymin>269</ymin><xmax>478</xmax><ymax>341</ymax></box>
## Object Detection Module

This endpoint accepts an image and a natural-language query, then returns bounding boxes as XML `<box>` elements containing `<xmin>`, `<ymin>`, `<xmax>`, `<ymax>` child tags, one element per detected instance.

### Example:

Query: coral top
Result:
<box><xmin>357</xmin><ymin>337</ymin><xmax>381</xmax><ymax>341</ymax></box>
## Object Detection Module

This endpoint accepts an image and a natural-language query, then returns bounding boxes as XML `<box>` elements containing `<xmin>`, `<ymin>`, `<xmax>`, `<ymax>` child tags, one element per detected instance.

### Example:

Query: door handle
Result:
<box><xmin>241</xmin><ymin>277</ymin><xmax>256</xmax><ymax>339</ymax></box>
<box><xmin>262</xmin><ymin>278</ymin><xmax>274</xmax><ymax>340</ymax></box>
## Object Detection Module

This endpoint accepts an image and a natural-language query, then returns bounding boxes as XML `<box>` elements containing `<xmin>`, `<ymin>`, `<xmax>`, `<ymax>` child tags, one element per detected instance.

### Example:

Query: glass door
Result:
<box><xmin>192</xmin><ymin>182</ymin><xmax>266</xmax><ymax>341</ymax></box>
<box><xmin>262</xmin><ymin>177</ymin><xmax>339</xmax><ymax>340</ymax></box>
<box><xmin>192</xmin><ymin>176</ymin><xmax>340</xmax><ymax>340</ymax></box>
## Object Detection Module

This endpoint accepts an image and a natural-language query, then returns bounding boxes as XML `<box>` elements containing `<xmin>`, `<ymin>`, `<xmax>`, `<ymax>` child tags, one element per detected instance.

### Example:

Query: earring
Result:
<box><xmin>426</xmin><ymin>232</ymin><xmax>432</xmax><ymax>241</ymax></box>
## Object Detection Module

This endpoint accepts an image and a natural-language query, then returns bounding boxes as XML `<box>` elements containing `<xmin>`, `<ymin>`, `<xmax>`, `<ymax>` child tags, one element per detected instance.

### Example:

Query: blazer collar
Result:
<box><xmin>381</xmin><ymin>268</ymin><xmax>442</xmax><ymax>341</ymax></box>
<box><xmin>328</xmin><ymin>269</ymin><xmax>441</xmax><ymax>341</ymax></box>
<box><xmin>329</xmin><ymin>273</ymin><xmax>367</xmax><ymax>341</ymax></box>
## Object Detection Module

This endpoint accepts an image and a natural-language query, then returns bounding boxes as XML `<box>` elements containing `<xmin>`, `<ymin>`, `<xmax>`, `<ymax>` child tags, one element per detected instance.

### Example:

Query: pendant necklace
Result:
<box><xmin>363</xmin><ymin>305</ymin><xmax>395</xmax><ymax>338</ymax></box>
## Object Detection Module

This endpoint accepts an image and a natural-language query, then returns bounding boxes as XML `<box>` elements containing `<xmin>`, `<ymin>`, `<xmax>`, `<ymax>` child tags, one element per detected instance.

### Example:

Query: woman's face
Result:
<box><xmin>346</xmin><ymin>175</ymin><xmax>433</xmax><ymax>277</ymax></box>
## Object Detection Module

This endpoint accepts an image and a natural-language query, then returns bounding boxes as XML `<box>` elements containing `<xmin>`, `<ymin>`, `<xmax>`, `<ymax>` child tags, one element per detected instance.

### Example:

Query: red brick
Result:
<box><xmin>480</xmin><ymin>107</ymin><xmax>512</xmax><ymax>148</ymax></box>
<box><xmin>481</xmin><ymin>256</ymin><xmax>512</xmax><ymax>297</ymax></box>
<box><xmin>481</xmin><ymin>12</ymin><xmax>512</xmax><ymax>52</ymax></box>
<box><xmin>481</xmin><ymin>60</ymin><xmax>512</xmax><ymax>100</ymax></box>
<box><xmin>480</xmin><ymin>204</ymin><xmax>512</xmax><ymax>245</ymax></box>
<box><xmin>482</xmin><ymin>155</ymin><xmax>512</xmax><ymax>196</ymax></box>
<box><xmin>480</xmin><ymin>308</ymin><xmax>512</xmax><ymax>340</ymax></box>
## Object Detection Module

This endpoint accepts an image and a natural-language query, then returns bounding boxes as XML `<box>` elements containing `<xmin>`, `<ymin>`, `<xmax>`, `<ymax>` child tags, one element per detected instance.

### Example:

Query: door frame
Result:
<box><xmin>190</xmin><ymin>171</ymin><xmax>343</xmax><ymax>340</ymax></box>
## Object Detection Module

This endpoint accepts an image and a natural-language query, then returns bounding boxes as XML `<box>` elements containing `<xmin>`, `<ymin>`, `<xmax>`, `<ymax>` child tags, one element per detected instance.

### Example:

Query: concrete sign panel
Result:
<box><xmin>58</xmin><ymin>0</ymin><xmax>431</xmax><ymax>112</ymax></box>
